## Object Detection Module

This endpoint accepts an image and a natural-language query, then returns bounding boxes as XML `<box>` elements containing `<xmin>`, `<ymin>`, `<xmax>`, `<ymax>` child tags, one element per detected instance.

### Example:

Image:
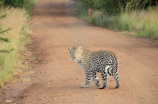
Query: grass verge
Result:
<box><xmin>115</xmin><ymin>8</ymin><xmax>158</xmax><ymax>40</ymax></box>
<box><xmin>78</xmin><ymin>8</ymin><xmax>158</xmax><ymax>42</ymax></box>
<box><xmin>0</xmin><ymin>8</ymin><xmax>31</xmax><ymax>86</ymax></box>
<box><xmin>23</xmin><ymin>0</ymin><xmax>37</xmax><ymax>15</ymax></box>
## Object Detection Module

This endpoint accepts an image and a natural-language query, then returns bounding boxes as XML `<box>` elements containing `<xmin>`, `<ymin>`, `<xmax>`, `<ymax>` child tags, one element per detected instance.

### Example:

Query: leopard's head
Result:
<box><xmin>68</xmin><ymin>46</ymin><xmax>82</xmax><ymax>62</ymax></box>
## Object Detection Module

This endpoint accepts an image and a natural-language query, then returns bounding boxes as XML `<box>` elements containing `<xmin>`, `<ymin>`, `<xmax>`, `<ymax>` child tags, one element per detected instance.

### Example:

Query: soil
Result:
<box><xmin>1</xmin><ymin>0</ymin><xmax>158</xmax><ymax>104</ymax></box>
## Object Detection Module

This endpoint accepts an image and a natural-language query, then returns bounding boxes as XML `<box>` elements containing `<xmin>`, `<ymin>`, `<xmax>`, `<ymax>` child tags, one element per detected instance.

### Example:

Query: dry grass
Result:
<box><xmin>0</xmin><ymin>8</ymin><xmax>31</xmax><ymax>86</ymax></box>
<box><xmin>117</xmin><ymin>8</ymin><xmax>158</xmax><ymax>40</ymax></box>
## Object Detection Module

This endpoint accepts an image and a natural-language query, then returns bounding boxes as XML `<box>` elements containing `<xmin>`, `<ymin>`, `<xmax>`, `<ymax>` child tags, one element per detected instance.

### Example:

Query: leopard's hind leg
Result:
<box><xmin>112</xmin><ymin>64</ymin><xmax>120</xmax><ymax>88</ymax></box>
<box><xmin>92</xmin><ymin>72</ymin><xmax>100</xmax><ymax>87</ymax></box>
<box><xmin>113</xmin><ymin>72</ymin><xmax>120</xmax><ymax>88</ymax></box>
<box><xmin>99</xmin><ymin>69</ymin><xmax>108</xmax><ymax>89</ymax></box>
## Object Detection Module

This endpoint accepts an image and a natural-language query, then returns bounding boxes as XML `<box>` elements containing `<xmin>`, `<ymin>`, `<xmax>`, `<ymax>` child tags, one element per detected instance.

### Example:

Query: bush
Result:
<box><xmin>72</xmin><ymin>0</ymin><xmax>88</xmax><ymax>17</ymax></box>
<box><xmin>2</xmin><ymin>0</ymin><xmax>25</xmax><ymax>8</ymax></box>
<box><xmin>112</xmin><ymin>9</ymin><xmax>158</xmax><ymax>40</ymax></box>
<box><xmin>72</xmin><ymin>0</ymin><xmax>158</xmax><ymax>42</ymax></box>
<box><xmin>1</xmin><ymin>0</ymin><xmax>37</xmax><ymax>14</ymax></box>
<box><xmin>0</xmin><ymin>8</ymin><xmax>31</xmax><ymax>86</ymax></box>
<box><xmin>0</xmin><ymin>0</ymin><xmax>36</xmax><ymax>87</ymax></box>
<box><xmin>72</xmin><ymin>0</ymin><xmax>153</xmax><ymax>14</ymax></box>
<box><xmin>0</xmin><ymin>14</ymin><xmax>11</xmax><ymax>53</ymax></box>
<box><xmin>89</xmin><ymin>14</ymin><xmax>104</xmax><ymax>26</ymax></box>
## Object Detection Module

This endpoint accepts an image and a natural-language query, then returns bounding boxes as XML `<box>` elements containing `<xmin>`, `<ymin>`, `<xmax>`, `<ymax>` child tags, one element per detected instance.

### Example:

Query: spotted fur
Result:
<box><xmin>68</xmin><ymin>46</ymin><xmax>120</xmax><ymax>89</ymax></box>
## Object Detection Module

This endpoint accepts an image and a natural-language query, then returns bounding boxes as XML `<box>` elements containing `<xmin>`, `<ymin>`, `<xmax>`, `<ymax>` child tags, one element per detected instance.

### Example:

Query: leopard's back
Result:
<box><xmin>90</xmin><ymin>51</ymin><xmax>118</xmax><ymax>76</ymax></box>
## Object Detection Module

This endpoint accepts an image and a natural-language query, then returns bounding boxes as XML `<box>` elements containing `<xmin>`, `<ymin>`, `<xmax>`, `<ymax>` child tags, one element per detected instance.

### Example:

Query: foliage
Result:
<box><xmin>104</xmin><ymin>9</ymin><xmax>158</xmax><ymax>41</ymax></box>
<box><xmin>1</xmin><ymin>0</ymin><xmax>26</xmax><ymax>8</ymax></box>
<box><xmin>0</xmin><ymin>0</ymin><xmax>37</xmax><ymax>14</ymax></box>
<box><xmin>73</xmin><ymin>0</ymin><xmax>158</xmax><ymax>42</ymax></box>
<box><xmin>71</xmin><ymin>0</ymin><xmax>88</xmax><ymax>17</ymax></box>
<box><xmin>72</xmin><ymin>0</ymin><xmax>155</xmax><ymax>14</ymax></box>
<box><xmin>92</xmin><ymin>0</ymin><xmax>106</xmax><ymax>10</ymax></box>
<box><xmin>0</xmin><ymin>14</ymin><xmax>12</xmax><ymax>53</ymax></box>
<box><xmin>0</xmin><ymin>48</ymin><xmax>15</xmax><ymax>53</ymax></box>
<box><xmin>0</xmin><ymin>8</ymin><xmax>31</xmax><ymax>86</ymax></box>
<box><xmin>0</xmin><ymin>0</ymin><xmax>35</xmax><ymax>87</ymax></box>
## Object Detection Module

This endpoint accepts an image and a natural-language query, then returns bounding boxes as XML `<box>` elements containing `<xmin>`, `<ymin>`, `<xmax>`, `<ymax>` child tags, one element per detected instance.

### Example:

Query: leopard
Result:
<box><xmin>68</xmin><ymin>46</ymin><xmax>120</xmax><ymax>89</ymax></box>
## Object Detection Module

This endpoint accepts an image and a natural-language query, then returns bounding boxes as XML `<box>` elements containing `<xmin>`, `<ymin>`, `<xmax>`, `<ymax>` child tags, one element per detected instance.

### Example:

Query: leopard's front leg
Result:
<box><xmin>81</xmin><ymin>70</ymin><xmax>92</xmax><ymax>88</ymax></box>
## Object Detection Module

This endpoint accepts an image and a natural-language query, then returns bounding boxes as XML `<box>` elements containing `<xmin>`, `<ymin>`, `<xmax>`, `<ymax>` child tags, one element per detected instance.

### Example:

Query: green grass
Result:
<box><xmin>0</xmin><ymin>8</ymin><xmax>31</xmax><ymax>86</ymax></box>
<box><xmin>23</xmin><ymin>0</ymin><xmax>37</xmax><ymax>15</ymax></box>
<box><xmin>73</xmin><ymin>0</ymin><xmax>158</xmax><ymax>42</ymax></box>
<box><xmin>78</xmin><ymin>7</ymin><xmax>158</xmax><ymax>42</ymax></box>
<box><xmin>115</xmin><ymin>8</ymin><xmax>158</xmax><ymax>40</ymax></box>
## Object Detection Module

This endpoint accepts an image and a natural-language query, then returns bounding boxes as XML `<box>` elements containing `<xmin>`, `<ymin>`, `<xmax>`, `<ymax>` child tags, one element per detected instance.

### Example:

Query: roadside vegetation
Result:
<box><xmin>0</xmin><ymin>0</ymin><xmax>37</xmax><ymax>86</ymax></box>
<box><xmin>72</xmin><ymin>0</ymin><xmax>158</xmax><ymax>42</ymax></box>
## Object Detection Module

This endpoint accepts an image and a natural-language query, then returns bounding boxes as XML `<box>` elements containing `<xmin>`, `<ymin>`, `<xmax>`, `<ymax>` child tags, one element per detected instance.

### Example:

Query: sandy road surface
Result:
<box><xmin>1</xmin><ymin>0</ymin><xmax>158</xmax><ymax>103</ymax></box>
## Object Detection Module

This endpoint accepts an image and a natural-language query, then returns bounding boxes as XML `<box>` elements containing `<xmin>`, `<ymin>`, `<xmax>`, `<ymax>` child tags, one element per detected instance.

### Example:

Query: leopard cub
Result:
<box><xmin>68</xmin><ymin>46</ymin><xmax>120</xmax><ymax>89</ymax></box>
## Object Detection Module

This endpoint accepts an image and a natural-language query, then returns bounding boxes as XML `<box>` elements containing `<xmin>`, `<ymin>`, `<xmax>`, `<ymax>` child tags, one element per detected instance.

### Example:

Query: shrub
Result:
<box><xmin>0</xmin><ymin>8</ymin><xmax>31</xmax><ymax>86</ymax></box>
<box><xmin>112</xmin><ymin>9</ymin><xmax>158</xmax><ymax>40</ymax></box>
<box><xmin>2</xmin><ymin>0</ymin><xmax>25</xmax><ymax>8</ymax></box>
<box><xmin>72</xmin><ymin>0</ymin><xmax>150</xmax><ymax>14</ymax></box>
<box><xmin>71</xmin><ymin>0</ymin><xmax>88</xmax><ymax>17</ymax></box>
<box><xmin>1</xmin><ymin>0</ymin><xmax>37</xmax><ymax>14</ymax></box>
<box><xmin>72</xmin><ymin>0</ymin><xmax>158</xmax><ymax>41</ymax></box>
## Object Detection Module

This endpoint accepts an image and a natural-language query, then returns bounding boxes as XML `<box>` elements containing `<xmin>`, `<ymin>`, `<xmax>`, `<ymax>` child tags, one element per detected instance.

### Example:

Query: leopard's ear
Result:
<box><xmin>78</xmin><ymin>46</ymin><xmax>82</xmax><ymax>50</ymax></box>
<box><xmin>68</xmin><ymin>47</ymin><xmax>71</xmax><ymax>51</ymax></box>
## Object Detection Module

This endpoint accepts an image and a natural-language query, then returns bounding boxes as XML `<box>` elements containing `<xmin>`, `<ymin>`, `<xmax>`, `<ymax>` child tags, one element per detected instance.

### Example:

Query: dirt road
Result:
<box><xmin>1</xmin><ymin>0</ymin><xmax>158</xmax><ymax>103</ymax></box>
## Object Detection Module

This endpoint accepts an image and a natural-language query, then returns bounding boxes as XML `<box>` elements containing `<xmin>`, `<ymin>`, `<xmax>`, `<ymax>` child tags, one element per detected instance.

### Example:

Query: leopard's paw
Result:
<box><xmin>99</xmin><ymin>85</ymin><xmax>106</xmax><ymax>89</ymax></box>
<box><xmin>80</xmin><ymin>85</ymin><xmax>88</xmax><ymax>88</ymax></box>
<box><xmin>95</xmin><ymin>83</ymin><xmax>100</xmax><ymax>87</ymax></box>
<box><xmin>114</xmin><ymin>84</ymin><xmax>120</xmax><ymax>89</ymax></box>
